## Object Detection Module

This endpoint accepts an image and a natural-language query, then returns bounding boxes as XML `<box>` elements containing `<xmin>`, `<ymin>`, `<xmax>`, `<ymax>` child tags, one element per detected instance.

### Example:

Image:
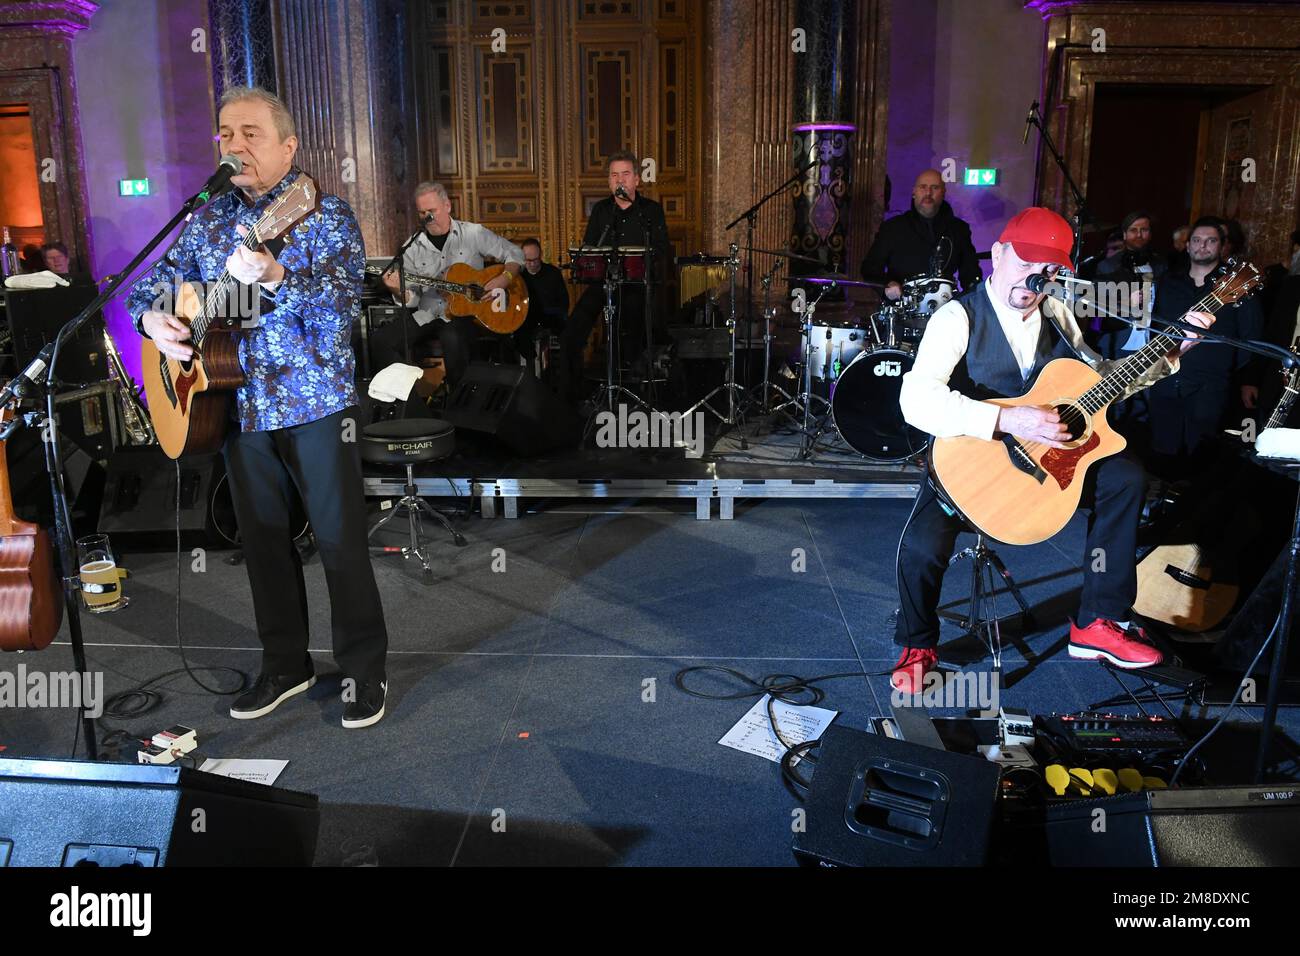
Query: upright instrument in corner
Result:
<box><xmin>929</xmin><ymin>260</ymin><xmax>1263</xmax><ymax>546</ymax></box>
<box><xmin>142</xmin><ymin>174</ymin><xmax>320</xmax><ymax>459</ymax></box>
<box><xmin>0</xmin><ymin>407</ymin><xmax>62</xmax><ymax>652</ymax></box>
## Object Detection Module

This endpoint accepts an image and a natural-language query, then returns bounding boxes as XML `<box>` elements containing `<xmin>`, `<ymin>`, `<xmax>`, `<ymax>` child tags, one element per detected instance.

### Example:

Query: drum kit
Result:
<box><xmin>769</xmin><ymin>266</ymin><xmax>955</xmax><ymax>462</ymax></box>
<box><xmin>562</xmin><ymin>235</ymin><xmax>955</xmax><ymax>465</ymax></box>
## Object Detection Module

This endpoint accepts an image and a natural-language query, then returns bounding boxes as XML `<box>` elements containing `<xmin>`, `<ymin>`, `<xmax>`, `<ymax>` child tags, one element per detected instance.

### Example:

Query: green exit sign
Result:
<box><xmin>964</xmin><ymin>168</ymin><xmax>998</xmax><ymax>186</ymax></box>
<box><xmin>118</xmin><ymin>178</ymin><xmax>151</xmax><ymax>197</ymax></box>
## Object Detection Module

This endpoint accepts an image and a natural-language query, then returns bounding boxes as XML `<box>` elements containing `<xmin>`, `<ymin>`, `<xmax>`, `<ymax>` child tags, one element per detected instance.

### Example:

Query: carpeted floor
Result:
<box><xmin>3</xmin><ymin>497</ymin><xmax>1297</xmax><ymax>866</ymax></box>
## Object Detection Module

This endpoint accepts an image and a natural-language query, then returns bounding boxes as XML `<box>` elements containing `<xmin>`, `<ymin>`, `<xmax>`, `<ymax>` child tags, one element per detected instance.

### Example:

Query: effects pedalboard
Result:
<box><xmin>1036</xmin><ymin>712</ymin><xmax>1188</xmax><ymax>758</ymax></box>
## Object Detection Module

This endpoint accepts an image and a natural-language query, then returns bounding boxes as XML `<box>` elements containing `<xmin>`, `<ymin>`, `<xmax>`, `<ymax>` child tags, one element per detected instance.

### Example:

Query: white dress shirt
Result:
<box><xmin>899</xmin><ymin>282</ymin><xmax>1179</xmax><ymax>441</ymax></box>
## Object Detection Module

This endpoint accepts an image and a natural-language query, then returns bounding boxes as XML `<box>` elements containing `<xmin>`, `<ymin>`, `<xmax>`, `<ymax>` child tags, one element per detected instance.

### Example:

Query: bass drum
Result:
<box><xmin>831</xmin><ymin>347</ymin><xmax>929</xmax><ymax>462</ymax></box>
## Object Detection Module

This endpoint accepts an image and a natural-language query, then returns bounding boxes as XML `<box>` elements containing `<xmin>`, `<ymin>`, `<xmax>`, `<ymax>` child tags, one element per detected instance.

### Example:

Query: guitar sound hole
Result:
<box><xmin>1053</xmin><ymin>403</ymin><xmax>1087</xmax><ymax>442</ymax></box>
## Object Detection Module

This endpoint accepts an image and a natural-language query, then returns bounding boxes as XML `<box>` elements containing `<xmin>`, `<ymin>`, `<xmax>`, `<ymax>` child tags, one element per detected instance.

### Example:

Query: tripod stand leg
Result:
<box><xmin>984</xmin><ymin>546</ymin><xmax>1035</xmax><ymax>628</ymax></box>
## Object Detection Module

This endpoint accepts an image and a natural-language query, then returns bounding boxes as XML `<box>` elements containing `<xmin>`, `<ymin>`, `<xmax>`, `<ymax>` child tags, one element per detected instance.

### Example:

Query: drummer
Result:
<box><xmin>558</xmin><ymin>150</ymin><xmax>672</xmax><ymax>403</ymax></box>
<box><xmin>860</xmin><ymin>168</ymin><xmax>982</xmax><ymax>303</ymax></box>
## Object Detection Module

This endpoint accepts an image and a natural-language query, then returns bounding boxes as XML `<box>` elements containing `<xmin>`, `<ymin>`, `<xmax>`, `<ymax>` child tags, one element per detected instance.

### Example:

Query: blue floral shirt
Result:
<box><xmin>127</xmin><ymin>168</ymin><xmax>361</xmax><ymax>432</ymax></box>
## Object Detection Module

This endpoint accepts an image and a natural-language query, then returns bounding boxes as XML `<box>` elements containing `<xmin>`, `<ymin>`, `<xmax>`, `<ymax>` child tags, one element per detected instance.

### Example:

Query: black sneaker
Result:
<box><xmin>230</xmin><ymin>672</ymin><xmax>316</xmax><ymax>720</ymax></box>
<box><xmin>342</xmin><ymin>679</ymin><xmax>387</xmax><ymax>729</ymax></box>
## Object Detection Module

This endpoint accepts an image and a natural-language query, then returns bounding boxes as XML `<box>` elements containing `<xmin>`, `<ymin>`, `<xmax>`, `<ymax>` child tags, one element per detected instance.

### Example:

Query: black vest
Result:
<box><xmin>947</xmin><ymin>286</ymin><xmax>1077</xmax><ymax>401</ymax></box>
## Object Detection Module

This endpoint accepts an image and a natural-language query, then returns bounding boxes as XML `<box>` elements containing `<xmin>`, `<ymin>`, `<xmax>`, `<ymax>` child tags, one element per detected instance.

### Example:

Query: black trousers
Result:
<box><xmin>223</xmin><ymin>406</ymin><xmax>388</xmax><ymax>684</ymax></box>
<box><xmin>559</xmin><ymin>285</ymin><xmax>651</xmax><ymax>399</ymax></box>
<box><xmin>894</xmin><ymin>453</ymin><xmax>1146</xmax><ymax>649</ymax></box>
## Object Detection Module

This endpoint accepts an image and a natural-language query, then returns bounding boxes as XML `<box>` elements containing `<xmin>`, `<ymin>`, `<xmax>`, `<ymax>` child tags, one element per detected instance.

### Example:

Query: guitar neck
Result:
<box><xmin>366</xmin><ymin>266</ymin><xmax>477</xmax><ymax>300</ymax></box>
<box><xmin>1076</xmin><ymin>289</ymin><xmax>1230</xmax><ymax>415</ymax></box>
<box><xmin>189</xmin><ymin>227</ymin><xmax>265</xmax><ymax>347</ymax></box>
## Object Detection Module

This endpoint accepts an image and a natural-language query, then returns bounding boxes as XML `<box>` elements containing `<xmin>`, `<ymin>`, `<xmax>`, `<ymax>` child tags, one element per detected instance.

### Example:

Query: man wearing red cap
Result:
<box><xmin>891</xmin><ymin>207</ymin><xmax>1214</xmax><ymax>692</ymax></box>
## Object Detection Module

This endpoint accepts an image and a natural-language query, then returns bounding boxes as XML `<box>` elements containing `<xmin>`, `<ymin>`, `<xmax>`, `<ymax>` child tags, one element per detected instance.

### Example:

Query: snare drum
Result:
<box><xmin>830</xmin><ymin>346</ymin><xmax>929</xmax><ymax>462</ymax></box>
<box><xmin>803</xmin><ymin>324</ymin><xmax>867</xmax><ymax>382</ymax></box>
<box><xmin>568</xmin><ymin>246</ymin><xmax>649</xmax><ymax>283</ymax></box>
<box><xmin>902</xmin><ymin>276</ymin><xmax>955</xmax><ymax>316</ymax></box>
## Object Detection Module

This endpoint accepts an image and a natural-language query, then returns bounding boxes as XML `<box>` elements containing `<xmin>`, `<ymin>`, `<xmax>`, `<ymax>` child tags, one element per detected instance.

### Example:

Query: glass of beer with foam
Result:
<box><xmin>76</xmin><ymin>534</ymin><xmax>128</xmax><ymax>613</ymax></box>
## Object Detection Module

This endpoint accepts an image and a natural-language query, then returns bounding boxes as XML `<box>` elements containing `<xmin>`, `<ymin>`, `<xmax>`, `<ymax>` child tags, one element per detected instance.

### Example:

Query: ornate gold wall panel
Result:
<box><xmin>410</xmin><ymin>0</ymin><xmax>706</xmax><ymax>267</ymax></box>
<box><xmin>1035</xmin><ymin>1</ymin><xmax>1300</xmax><ymax>267</ymax></box>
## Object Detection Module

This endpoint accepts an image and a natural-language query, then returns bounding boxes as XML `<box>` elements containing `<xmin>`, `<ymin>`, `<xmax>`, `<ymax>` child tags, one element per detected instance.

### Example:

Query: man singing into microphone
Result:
<box><xmin>128</xmin><ymin>86</ymin><xmax>390</xmax><ymax>729</ymax></box>
<box><xmin>370</xmin><ymin>181</ymin><xmax>524</xmax><ymax>391</ymax></box>
<box><xmin>558</xmin><ymin>150</ymin><xmax>670</xmax><ymax>403</ymax></box>
<box><xmin>889</xmin><ymin>207</ymin><xmax>1214</xmax><ymax>693</ymax></box>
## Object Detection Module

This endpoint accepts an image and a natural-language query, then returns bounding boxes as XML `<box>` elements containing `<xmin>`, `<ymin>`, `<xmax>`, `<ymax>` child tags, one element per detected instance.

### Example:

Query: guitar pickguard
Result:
<box><xmin>1039</xmin><ymin>431</ymin><xmax>1100</xmax><ymax>490</ymax></box>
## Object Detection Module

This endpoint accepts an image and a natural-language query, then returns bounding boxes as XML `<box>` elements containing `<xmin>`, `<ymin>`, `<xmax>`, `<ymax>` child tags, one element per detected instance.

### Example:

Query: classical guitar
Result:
<box><xmin>0</xmin><ymin>407</ymin><xmax>63</xmax><ymax>652</ymax></box>
<box><xmin>141</xmin><ymin>174</ymin><xmax>320</xmax><ymax>459</ymax></box>
<box><xmin>929</xmin><ymin>260</ymin><xmax>1263</xmax><ymax>546</ymax></box>
<box><xmin>1134</xmin><ymin>336</ymin><xmax>1300</xmax><ymax>631</ymax></box>
<box><xmin>365</xmin><ymin>263</ymin><xmax>529</xmax><ymax>335</ymax></box>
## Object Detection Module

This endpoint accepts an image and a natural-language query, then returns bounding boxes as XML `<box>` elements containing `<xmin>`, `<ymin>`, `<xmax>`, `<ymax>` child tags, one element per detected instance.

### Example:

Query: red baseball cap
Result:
<box><xmin>998</xmin><ymin>207</ymin><xmax>1074</xmax><ymax>270</ymax></box>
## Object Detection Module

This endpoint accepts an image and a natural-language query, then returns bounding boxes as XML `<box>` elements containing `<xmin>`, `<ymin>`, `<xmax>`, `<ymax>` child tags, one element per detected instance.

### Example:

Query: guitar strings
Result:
<box><xmin>1014</xmin><ymin>283</ymin><xmax>1235</xmax><ymax>457</ymax></box>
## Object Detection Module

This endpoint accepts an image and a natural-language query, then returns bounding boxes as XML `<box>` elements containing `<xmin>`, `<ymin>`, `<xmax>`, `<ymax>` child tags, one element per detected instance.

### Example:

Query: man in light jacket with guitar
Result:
<box><xmin>891</xmin><ymin>207</ymin><xmax>1215</xmax><ymax>693</ymax></box>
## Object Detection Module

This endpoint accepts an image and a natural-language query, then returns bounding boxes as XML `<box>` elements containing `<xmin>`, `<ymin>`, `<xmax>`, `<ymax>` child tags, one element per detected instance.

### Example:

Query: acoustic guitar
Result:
<box><xmin>141</xmin><ymin>174</ymin><xmax>320</xmax><ymax>459</ymax></box>
<box><xmin>0</xmin><ymin>407</ymin><xmax>63</xmax><ymax>652</ymax></box>
<box><xmin>365</xmin><ymin>262</ymin><xmax>529</xmax><ymax>335</ymax></box>
<box><xmin>929</xmin><ymin>260</ymin><xmax>1263</xmax><ymax>546</ymax></box>
<box><xmin>1134</xmin><ymin>337</ymin><xmax>1300</xmax><ymax>631</ymax></box>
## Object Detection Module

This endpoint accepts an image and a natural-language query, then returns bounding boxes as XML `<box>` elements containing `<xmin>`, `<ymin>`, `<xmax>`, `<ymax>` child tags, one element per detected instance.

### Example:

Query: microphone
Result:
<box><xmin>419</xmin><ymin>211</ymin><xmax>434</xmax><ymax>226</ymax></box>
<box><xmin>197</xmin><ymin>155</ymin><xmax>243</xmax><ymax>202</ymax></box>
<box><xmin>1022</xmin><ymin>101</ymin><xmax>1037</xmax><ymax>145</ymax></box>
<box><xmin>1025</xmin><ymin>272</ymin><xmax>1065</xmax><ymax>298</ymax></box>
<box><xmin>614</xmin><ymin>185</ymin><xmax>630</xmax><ymax>201</ymax></box>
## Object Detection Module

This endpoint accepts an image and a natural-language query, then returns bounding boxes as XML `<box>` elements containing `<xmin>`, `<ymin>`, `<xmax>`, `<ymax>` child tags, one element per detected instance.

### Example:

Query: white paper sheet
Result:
<box><xmin>718</xmin><ymin>695</ymin><xmax>838</xmax><ymax>766</ymax></box>
<box><xmin>198</xmin><ymin>758</ymin><xmax>289</xmax><ymax>786</ymax></box>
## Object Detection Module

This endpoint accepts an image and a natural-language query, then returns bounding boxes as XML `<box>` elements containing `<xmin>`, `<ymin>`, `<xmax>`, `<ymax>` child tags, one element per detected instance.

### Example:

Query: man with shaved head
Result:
<box><xmin>861</xmin><ymin>168</ymin><xmax>981</xmax><ymax>300</ymax></box>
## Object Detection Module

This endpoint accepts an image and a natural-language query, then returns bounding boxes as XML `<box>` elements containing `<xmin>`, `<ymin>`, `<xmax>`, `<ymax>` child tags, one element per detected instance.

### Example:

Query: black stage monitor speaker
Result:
<box><xmin>443</xmin><ymin>361</ymin><xmax>579</xmax><ymax>456</ymax></box>
<box><xmin>5</xmin><ymin>285</ymin><xmax>108</xmax><ymax>385</ymax></box>
<box><xmin>0</xmin><ymin>757</ymin><xmax>319</xmax><ymax>866</ymax></box>
<box><xmin>97</xmin><ymin>446</ymin><xmax>222</xmax><ymax>544</ymax></box>
<box><xmin>1046</xmin><ymin>783</ymin><xmax>1300</xmax><ymax>866</ymax></box>
<box><xmin>792</xmin><ymin>724</ymin><xmax>1001</xmax><ymax>867</ymax></box>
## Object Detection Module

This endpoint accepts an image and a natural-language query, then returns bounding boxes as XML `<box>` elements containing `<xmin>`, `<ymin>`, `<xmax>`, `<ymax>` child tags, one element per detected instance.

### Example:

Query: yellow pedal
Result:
<box><xmin>1068</xmin><ymin>767</ymin><xmax>1094</xmax><ymax>796</ymax></box>
<box><xmin>1143</xmin><ymin>776</ymin><xmax>1168</xmax><ymax>790</ymax></box>
<box><xmin>1092</xmin><ymin>768</ymin><xmax>1118</xmax><ymax>795</ymax></box>
<box><xmin>1045</xmin><ymin>764</ymin><xmax>1070</xmax><ymax>796</ymax></box>
<box><xmin>1118</xmin><ymin>768</ymin><xmax>1144</xmax><ymax>792</ymax></box>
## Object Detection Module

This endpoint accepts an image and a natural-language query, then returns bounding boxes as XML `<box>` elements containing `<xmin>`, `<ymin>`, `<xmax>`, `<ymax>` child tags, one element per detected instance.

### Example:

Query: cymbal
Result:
<box><xmin>745</xmin><ymin>246</ymin><xmax>825</xmax><ymax>265</ymax></box>
<box><xmin>675</xmin><ymin>253</ymin><xmax>732</xmax><ymax>266</ymax></box>
<box><xmin>785</xmin><ymin>273</ymin><xmax>885</xmax><ymax>289</ymax></box>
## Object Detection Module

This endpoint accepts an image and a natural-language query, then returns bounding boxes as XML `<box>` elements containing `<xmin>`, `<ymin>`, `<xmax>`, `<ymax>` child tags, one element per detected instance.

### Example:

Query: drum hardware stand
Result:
<box><xmin>685</xmin><ymin>242</ymin><xmax>747</xmax><ymax>435</ymax></box>
<box><xmin>582</xmin><ymin>246</ymin><xmax>656</xmax><ymax>446</ymax></box>
<box><xmin>940</xmin><ymin>531</ymin><xmax>1035</xmax><ymax>673</ymax></box>
<box><xmin>770</xmin><ymin>282</ymin><xmax>836</xmax><ymax>460</ymax></box>
<box><xmin>741</xmin><ymin>261</ymin><xmax>796</xmax><ymax>418</ymax></box>
<box><xmin>726</xmin><ymin>157</ymin><xmax>818</xmax><ymax>379</ymax></box>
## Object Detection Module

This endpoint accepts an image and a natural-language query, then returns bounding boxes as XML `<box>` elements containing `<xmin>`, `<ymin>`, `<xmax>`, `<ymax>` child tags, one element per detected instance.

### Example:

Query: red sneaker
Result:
<box><xmin>1069</xmin><ymin>619</ymin><xmax>1163</xmax><ymax>669</ymax></box>
<box><xmin>891</xmin><ymin>646</ymin><xmax>940</xmax><ymax>694</ymax></box>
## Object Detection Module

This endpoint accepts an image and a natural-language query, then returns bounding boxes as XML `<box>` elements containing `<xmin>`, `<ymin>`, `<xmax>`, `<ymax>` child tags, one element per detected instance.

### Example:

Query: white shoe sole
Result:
<box><xmin>342</xmin><ymin>702</ymin><xmax>385</xmax><ymax>729</ymax></box>
<box><xmin>1068</xmin><ymin>644</ymin><xmax>1160</xmax><ymax>669</ymax></box>
<box><xmin>230</xmin><ymin>675</ymin><xmax>316</xmax><ymax>719</ymax></box>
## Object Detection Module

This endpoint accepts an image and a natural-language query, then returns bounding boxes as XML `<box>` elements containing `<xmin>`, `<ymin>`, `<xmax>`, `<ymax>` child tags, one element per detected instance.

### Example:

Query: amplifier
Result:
<box><xmin>53</xmin><ymin>381</ymin><xmax>125</xmax><ymax>461</ymax></box>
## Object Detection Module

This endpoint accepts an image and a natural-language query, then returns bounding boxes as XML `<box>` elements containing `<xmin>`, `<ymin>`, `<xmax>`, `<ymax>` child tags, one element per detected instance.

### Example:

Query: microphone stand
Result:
<box><xmin>380</xmin><ymin>220</ymin><xmax>429</xmax><ymax>367</ymax></box>
<box><xmin>727</xmin><ymin>158</ymin><xmax>819</xmax><ymax>396</ymax></box>
<box><xmin>0</xmin><ymin>186</ymin><xmax>210</xmax><ymax>761</ymax></box>
<box><xmin>1025</xmin><ymin>101</ymin><xmax>1090</xmax><ymax>265</ymax></box>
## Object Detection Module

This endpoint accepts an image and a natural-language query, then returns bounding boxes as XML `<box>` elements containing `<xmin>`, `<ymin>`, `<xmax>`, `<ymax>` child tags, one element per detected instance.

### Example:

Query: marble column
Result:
<box><xmin>790</xmin><ymin>0</ymin><xmax>857</xmax><ymax>275</ymax></box>
<box><xmin>208</xmin><ymin>0</ymin><xmax>276</xmax><ymax>98</ymax></box>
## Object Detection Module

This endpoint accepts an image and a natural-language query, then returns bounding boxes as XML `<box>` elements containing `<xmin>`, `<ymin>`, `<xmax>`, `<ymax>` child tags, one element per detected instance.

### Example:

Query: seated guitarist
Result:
<box><xmin>128</xmin><ymin>86</ymin><xmax>390</xmax><ymax>728</ymax></box>
<box><xmin>371</xmin><ymin>181</ymin><xmax>524</xmax><ymax>390</ymax></box>
<box><xmin>891</xmin><ymin>207</ymin><xmax>1214</xmax><ymax>693</ymax></box>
